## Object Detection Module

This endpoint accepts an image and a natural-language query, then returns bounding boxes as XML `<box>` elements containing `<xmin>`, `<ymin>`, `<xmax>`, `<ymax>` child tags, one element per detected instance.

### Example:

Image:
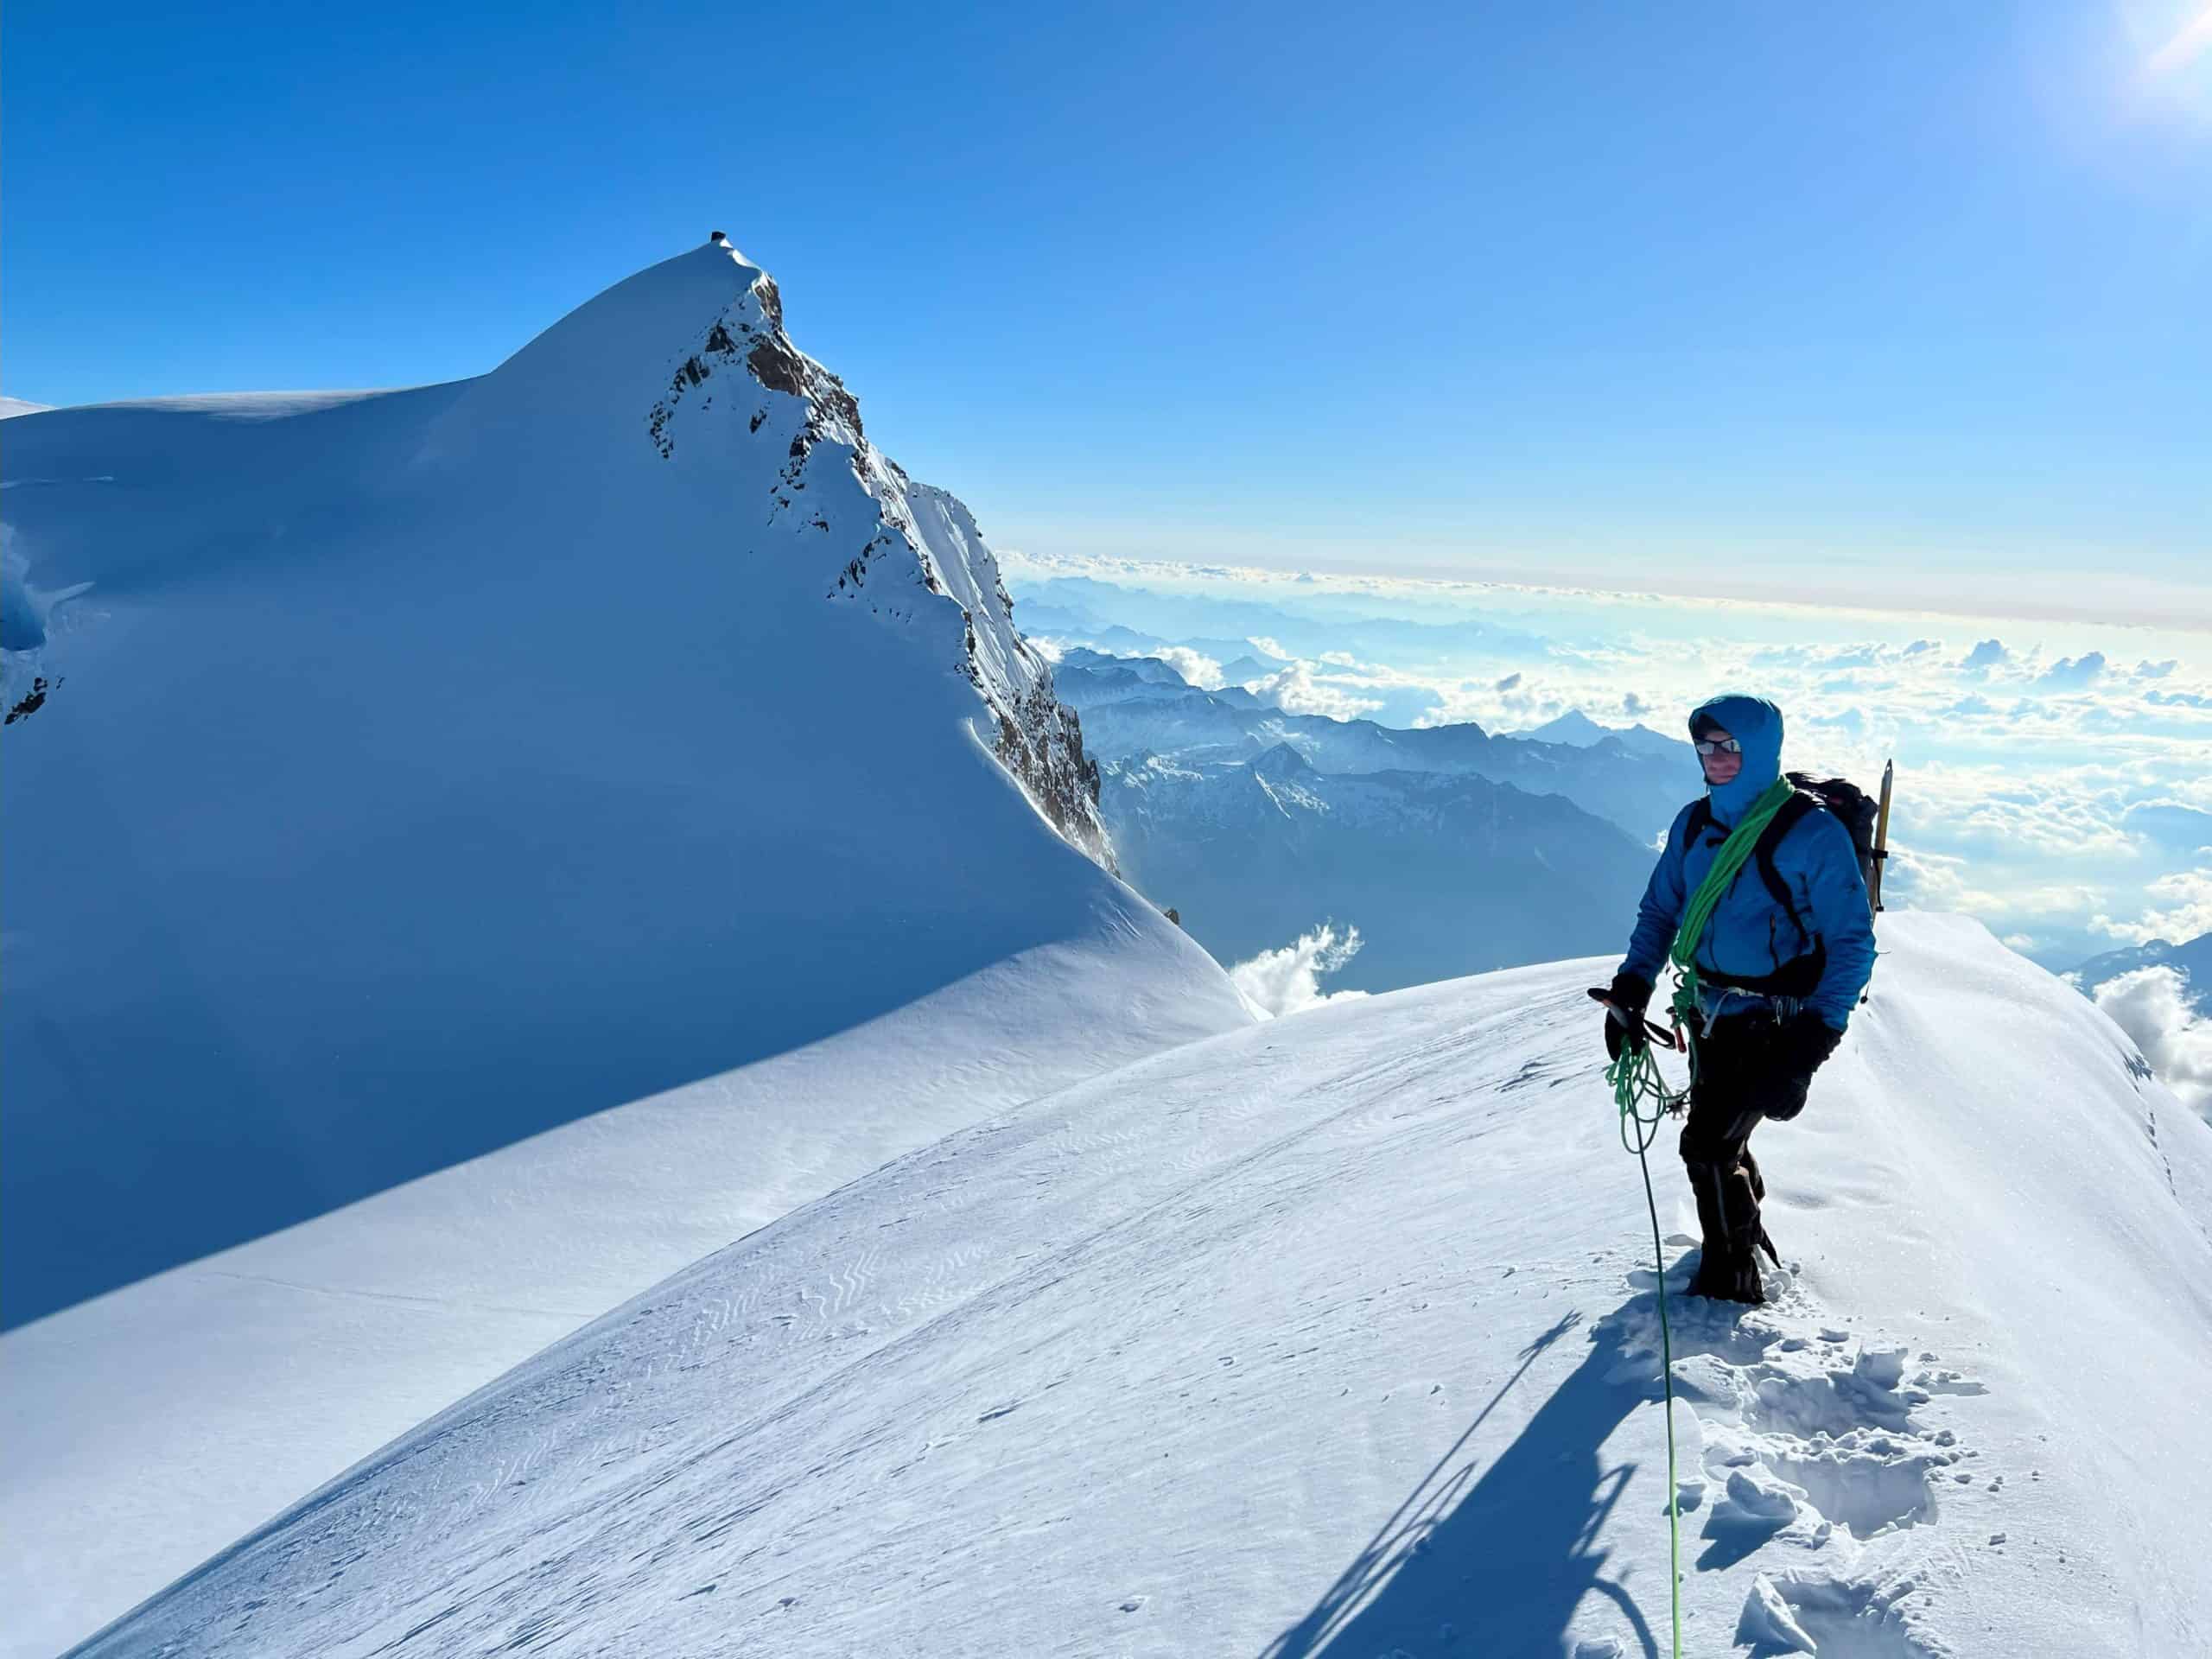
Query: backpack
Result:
<box><xmin>1681</xmin><ymin>772</ymin><xmax>1878</xmax><ymax>954</ymax></box>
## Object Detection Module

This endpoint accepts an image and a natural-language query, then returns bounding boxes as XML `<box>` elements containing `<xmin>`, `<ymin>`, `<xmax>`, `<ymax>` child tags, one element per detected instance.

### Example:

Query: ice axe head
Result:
<box><xmin>1587</xmin><ymin>986</ymin><xmax>1685</xmax><ymax>1052</ymax></box>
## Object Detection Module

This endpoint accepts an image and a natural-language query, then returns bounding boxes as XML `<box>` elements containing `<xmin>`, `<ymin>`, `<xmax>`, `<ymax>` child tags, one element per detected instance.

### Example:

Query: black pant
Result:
<box><xmin>1679</xmin><ymin>1012</ymin><xmax>1815</xmax><ymax>1288</ymax></box>
<box><xmin>1679</xmin><ymin>1010</ymin><xmax>1814</xmax><ymax>1170</ymax></box>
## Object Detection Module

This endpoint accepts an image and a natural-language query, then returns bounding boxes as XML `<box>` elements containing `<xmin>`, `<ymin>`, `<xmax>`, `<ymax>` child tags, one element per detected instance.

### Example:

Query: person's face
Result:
<box><xmin>1698</xmin><ymin>727</ymin><xmax>1743</xmax><ymax>785</ymax></box>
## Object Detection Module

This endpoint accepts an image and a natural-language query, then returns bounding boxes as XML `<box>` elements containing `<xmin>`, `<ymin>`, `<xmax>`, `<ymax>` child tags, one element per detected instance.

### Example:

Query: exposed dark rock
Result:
<box><xmin>813</xmin><ymin>372</ymin><xmax>862</xmax><ymax>439</ymax></box>
<box><xmin>746</xmin><ymin>335</ymin><xmax>806</xmax><ymax>398</ymax></box>
<box><xmin>635</xmin><ymin>257</ymin><xmax>1114</xmax><ymax>877</ymax></box>
<box><xmin>6</xmin><ymin>676</ymin><xmax>54</xmax><ymax>726</ymax></box>
<box><xmin>994</xmin><ymin>678</ymin><xmax>1113</xmax><ymax>871</ymax></box>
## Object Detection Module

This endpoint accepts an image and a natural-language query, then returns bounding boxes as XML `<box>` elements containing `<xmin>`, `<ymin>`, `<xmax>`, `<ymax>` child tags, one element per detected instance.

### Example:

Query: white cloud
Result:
<box><xmin>1246</xmin><ymin>636</ymin><xmax>1291</xmax><ymax>663</ymax></box>
<box><xmin>2092</xmin><ymin>966</ymin><xmax>2212</xmax><ymax>1122</ymax></box>
<box><xmin>1229</xmin><ymin>925</ymin><xmax>1370</xmax><ymax>1019</ymax></box>
<box><xmin>1003</xmin><ymin>550</ymin><xmax>2212</xmax><ymax>963</ymax></box>
<box><xmin>1249</xmin><ymin>661</ymin><xmax>1384</xmax><ymax>721</ymax></box>
<box><xmin>2033</xmin><ymin>652</ymin><xmax>2107</xmax><ymax>690</ymax></box>
<box><xmin>1153</xmin><ymin>645</ymin><xmax>1224</xmax><ymax>690</ymax></box>
<box><xmin>2093</xmin><ymin>867</ymin><xmax>2212</xmax><ymax>945</ymax></box>
<box><xmin>2123</xmin><ymin>800</ymin><xmax>2212</xmax><ymax>849</ymax></box>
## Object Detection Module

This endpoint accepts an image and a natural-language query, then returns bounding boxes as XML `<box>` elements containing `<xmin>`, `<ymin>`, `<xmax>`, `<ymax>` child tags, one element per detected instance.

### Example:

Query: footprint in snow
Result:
<box><xmin>1597</xmin><ymin>1255</ymin><xmax>1984</xmax><ymax>1657</ymax></box>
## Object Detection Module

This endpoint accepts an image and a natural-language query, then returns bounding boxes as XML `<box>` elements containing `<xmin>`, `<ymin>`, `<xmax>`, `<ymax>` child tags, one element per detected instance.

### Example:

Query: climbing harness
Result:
<box><xmin>1599</xmin><ymin>773</ymin><xmax>1795</xmax><ymax>1659</ymax></box>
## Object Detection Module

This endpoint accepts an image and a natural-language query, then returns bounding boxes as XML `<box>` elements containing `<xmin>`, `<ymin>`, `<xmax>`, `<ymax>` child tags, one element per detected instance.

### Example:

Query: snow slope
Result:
<box><xmin>3</xmin><ymin>932</ymin><xmax>1240</xmax><ymax>1659</ymax></box>
<box><xmin>1</xmin><ymin>239</ymin><xmax>1252</xmax><ymax>1653</ymax></box>
<box><xmin>1</xmin><ymin>238</ymin><xmax>1233</xmax><ymax>1325</ymax></box>
<box><xmin>77</xmin><ymin>914</ymin><xmax>2212</xmax><ymax>1657</ymax></box>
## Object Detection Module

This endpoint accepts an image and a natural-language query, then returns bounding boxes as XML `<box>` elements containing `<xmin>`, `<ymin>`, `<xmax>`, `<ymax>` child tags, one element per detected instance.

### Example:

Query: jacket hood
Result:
<box><xmin>1689</xmin><ymin>693</ymin><xmax>1783</xmax><ymax>823</ymax></box>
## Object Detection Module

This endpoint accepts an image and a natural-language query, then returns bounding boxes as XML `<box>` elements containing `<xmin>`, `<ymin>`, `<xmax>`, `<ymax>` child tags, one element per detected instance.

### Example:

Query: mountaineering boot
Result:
<box><xmin>1738</xmin><ymin>1148</ymin><xmax>1781</xmax><ymax>1265</ymax></box>
<box><xmin>1685</xmin><ymin>1163</ymin><xmax>1766</xmax><ymax>1305</ymax></box>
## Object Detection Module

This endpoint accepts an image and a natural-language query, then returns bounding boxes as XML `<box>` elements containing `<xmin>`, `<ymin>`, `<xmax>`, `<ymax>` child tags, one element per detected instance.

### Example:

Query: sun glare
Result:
<box><xmin>2134</xmin><ymin>0</ymin><xmax>2212</xmax><ymax>105</ymax></box>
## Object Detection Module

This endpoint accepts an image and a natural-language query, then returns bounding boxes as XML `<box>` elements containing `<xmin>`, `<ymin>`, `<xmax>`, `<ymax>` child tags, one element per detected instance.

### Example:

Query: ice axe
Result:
<box><xmin>1586</xmin><ymin>987</ymin><xmax>1686</xmax><ymax>1052</ymax></box>
<box><xmin>1868</xmin><ymin>758</ymin><xmax>1893</xmax><ymax>919</ymax></box>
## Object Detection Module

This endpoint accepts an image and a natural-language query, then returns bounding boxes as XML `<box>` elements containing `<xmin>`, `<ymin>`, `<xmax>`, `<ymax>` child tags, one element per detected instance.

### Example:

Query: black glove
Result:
<box><xmin>1601</xmin><ymin>971</ymin><xmax>1655</xmax><ymax>1060</ymax></box>
<box><xmin>1771</xmin><ymin>1012</ymin><xmax>1843</xmax><ymax>1077</ymax></box>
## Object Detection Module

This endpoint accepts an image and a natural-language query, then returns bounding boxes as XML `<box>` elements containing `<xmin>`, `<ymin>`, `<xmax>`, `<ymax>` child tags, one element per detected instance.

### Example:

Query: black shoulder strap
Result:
<box><xmin>1683</xmin><ymin>798</ymin><xmax>1714</xmax><ymax>847</ymax></box>
<box><xmin>1753</xmin><ymin>791</ymin><xmax>1819</xmax><ymax>948</ymax></box>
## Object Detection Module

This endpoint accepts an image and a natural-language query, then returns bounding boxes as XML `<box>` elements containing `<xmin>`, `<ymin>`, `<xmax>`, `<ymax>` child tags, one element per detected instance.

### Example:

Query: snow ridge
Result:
<box><xmin>66</xmin><ymin>916</ymin><xmax>2212</xmax><ymax>1658</ymax></box>
<box><xmin>627</xmin><ymin>242</ymin><xmax>1111</xmax><ymax>862</ymax></box>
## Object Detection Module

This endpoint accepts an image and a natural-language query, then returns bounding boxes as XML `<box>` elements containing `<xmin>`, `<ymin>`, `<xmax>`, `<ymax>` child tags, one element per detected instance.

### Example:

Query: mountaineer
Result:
<box><xmin>1600</xmin><ymin>694</ymin><xmax>1878</xmax><ymax>1304</ymax></box>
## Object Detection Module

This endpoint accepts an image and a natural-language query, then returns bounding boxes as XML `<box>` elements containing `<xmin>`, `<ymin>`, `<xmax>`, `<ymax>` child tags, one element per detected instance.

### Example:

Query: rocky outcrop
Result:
<box><xmin>639</xmin><ymin>241</ymin><xmax>1114</xmax><ymax>874</ymax></box>
<box><xmin>993</xmin><ymin>675</ymin><xmax>1112</xmax><ymax>871</ymax></box>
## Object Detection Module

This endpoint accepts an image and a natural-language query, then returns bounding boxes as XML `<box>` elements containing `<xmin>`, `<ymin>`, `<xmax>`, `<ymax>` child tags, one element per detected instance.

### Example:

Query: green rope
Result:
<box><xmin>1664</xmin><ymin>774</ymin><xmax>1797</xmax><ymax>1090</ymax></box>
<box><xmin>1603</xmin><ymin>772</ymin><xmax>1796</xmax><ymax>1659</ymax></box>
<box><xmin>1607</xmin><ymin>1043</ymin><xmax>1684</xmax><ymax>1659</ymax></box>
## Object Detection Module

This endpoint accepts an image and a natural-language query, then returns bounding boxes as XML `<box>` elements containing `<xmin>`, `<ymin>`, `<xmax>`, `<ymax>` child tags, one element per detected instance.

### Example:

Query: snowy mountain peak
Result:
<box><xmin>1249</xmin><ymin>739</ymin><xmax>1318</xmax><ymax>780</ymax></box>
<box><xmin>1516</xmin><ymin>708</ymin><xmax>1610</xmax><ymax>744</ymax></box>
<box><xmin>412</xmin><ymin>238</ymin><xmax>1110</xmax><ymax>864</ymax></box>
<box><xmin>2</xmin><ymin>235</ymin><xmax>1241</xmax><ymax>1343</ymax></box>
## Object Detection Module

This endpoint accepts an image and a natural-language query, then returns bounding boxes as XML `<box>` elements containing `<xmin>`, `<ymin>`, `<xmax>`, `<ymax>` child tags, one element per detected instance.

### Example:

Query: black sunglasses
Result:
<box><xmin>1694</xmin><ymin>737</ymin><xmax>1742</xmax><ymax>756</ymax></box>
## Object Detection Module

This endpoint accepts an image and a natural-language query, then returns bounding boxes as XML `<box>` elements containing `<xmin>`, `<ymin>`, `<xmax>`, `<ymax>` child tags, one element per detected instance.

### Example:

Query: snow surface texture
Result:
<box><xmin>0</xmin><ymin>238</ymin><xmax>1210</xmax><ymax>1322</ymax></box>
<box><xmin>3</xmin><ymin>934</ymin><xmax>1242</xmax><ymax>1659</ymax></box>
<box><xmin>76</xmin><ymin>915</ymin><xmax>2212</xmax><ymax>1657</ymax></box>
<box><xmin>1</xmin><ymin>241</ymin><xmax>1251</xmax><ymax>1654</ymax></box>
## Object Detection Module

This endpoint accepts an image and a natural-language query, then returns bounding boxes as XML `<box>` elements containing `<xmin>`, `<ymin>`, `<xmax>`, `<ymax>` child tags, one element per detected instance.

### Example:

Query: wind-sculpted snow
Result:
<box><xmin>77</xmin><ymin>916</ymin><xmax>2212</xmax><ymax>1657</ymax></box>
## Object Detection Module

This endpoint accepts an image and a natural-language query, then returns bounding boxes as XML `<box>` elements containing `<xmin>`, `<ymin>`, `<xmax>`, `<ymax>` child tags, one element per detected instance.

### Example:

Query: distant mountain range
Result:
<box><xmin>1106</xmin><ymin>742</ymin><xmax>1654</xmax><ymax>991</ymax></box>
<box><xmin>1053</xmin><ymin>647</ymin><xmax>1690</xmax><ymax>843</ymax></box>
<box><xmin>1051</xmin><ymin>649</ymin><xmax>1682</xmax><ymax>991</ymax></box>
<box><xmin>1508</xmin><ymin>707</ymin><xmax>1688</xmax><ymax>760</ymax></box>
<box><xmin>2070</xmin><ymin>931</ymin><xmax>2212</xmax><ymax>1016</ymax></box>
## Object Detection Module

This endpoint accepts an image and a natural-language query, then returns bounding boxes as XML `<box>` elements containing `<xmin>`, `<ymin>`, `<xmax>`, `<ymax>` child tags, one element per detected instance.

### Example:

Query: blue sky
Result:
<box><xmin>7</xmin><ymin>1</ymin><xmax>2209</xmax><ymax>610</ymax></box>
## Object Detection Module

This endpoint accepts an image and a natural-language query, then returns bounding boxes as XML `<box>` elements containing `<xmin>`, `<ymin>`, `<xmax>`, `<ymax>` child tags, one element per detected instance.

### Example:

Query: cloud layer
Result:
<box><xmin>1007</xmin><ymin>547</ymin><xmax>2212</xmax><ymax>969</ymax></box>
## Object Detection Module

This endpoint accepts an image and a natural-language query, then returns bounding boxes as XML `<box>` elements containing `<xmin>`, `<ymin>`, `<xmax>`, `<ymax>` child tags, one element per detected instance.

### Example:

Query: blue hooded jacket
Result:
<box><xmin>1618</xmin><ymin>694</ymin><xmax>1876</xmax><ymax>1030</ymax></box>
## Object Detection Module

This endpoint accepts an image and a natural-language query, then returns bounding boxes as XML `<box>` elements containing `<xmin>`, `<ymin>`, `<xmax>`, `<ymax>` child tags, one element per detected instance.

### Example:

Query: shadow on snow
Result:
<box><xmin>1261</xmin><ymin>1300</ymin><xmax>1670</xmax><ymax>1659</ymax></box>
